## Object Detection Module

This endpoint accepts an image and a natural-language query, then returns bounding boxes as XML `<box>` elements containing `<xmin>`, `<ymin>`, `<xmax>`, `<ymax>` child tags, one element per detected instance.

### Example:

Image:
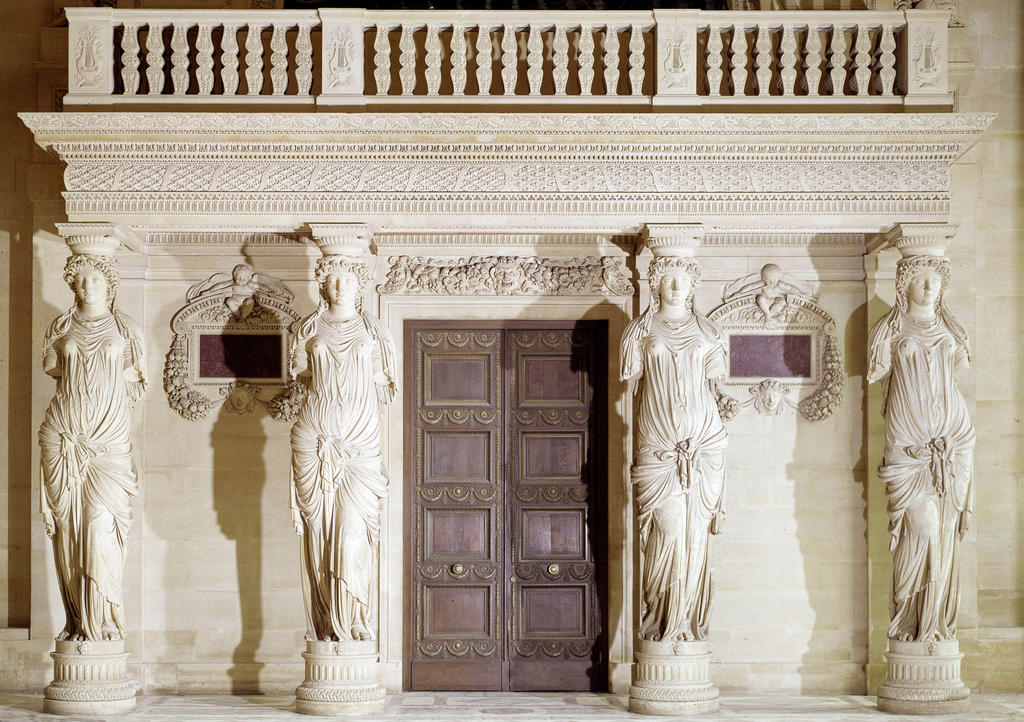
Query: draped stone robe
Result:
<box><xmin>871</xmin><ymin>315</ymin><xmax>975</xmax><ymax>642</ymax></box>
<box><xmin>623</xmin><ymin>314</ymin><xmax>727</xmax><ymax>643</ymax></box>
<box><xmin>291</xmin><ymin>314</ymin><xmax>389</xmax><ymax>641</ymax></box>
<box><xmin>39</xmin><ymin>310</ymin><xmax>144</xmax><ymax>641</ymax></box>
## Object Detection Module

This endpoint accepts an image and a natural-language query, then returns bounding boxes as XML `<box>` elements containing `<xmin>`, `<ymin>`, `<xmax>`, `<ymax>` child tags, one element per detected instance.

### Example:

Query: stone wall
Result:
<box><xmin>1</xmin><ymin>0</ymin><xmax>1021</xmax><ymax>698</ymax></box>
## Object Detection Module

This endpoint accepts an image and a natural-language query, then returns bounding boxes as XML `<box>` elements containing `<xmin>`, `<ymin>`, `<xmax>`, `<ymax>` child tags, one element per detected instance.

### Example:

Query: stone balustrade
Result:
<box><xmin>65</xmin><ymin>6</ymin><xmax>952</xmax><ymax>108</ymax></box>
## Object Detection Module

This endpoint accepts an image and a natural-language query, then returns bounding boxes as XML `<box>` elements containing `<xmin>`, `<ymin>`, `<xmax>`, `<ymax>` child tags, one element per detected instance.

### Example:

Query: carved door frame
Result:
<box><xmin>378</xmin><ymin>292</ymin><xmax>635</xmax><ymax>693</ymax></box>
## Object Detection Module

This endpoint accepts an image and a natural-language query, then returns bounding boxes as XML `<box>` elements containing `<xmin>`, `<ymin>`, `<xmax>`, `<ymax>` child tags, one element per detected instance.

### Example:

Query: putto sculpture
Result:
<box><xmin>624</xmin><ymin>226</ymin><xmax>725</xmax><ymax>715</ymax></box>
<box><xmin>40</xmin><ymin>228</ymin><xmax>144</xmax><ymax>714</ymax></box>
<box><xmin>870</xmin><ymin>228</ymin><xmax>973</xmax><ymax>714</ymax></box>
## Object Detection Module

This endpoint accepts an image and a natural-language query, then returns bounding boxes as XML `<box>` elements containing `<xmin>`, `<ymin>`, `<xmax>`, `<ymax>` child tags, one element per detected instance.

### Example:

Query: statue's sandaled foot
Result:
<box><xmin>351</xmin><ymin>624</ymin><xmax>371</xmax><ymax>641</ymax></box>
<box><xmin>55</xmin><ymin>628</ymin><xmax>72</xmax><ymax>641</ymax></box>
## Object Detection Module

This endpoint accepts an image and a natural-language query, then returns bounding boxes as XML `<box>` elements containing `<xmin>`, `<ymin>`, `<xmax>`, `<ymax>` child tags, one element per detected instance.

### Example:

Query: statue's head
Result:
<box><xmin>760</xmin><ymin>263</ymin><xmax>783</xmax><ymax>286</ymax></box>
<box><xmin>64</xmin><ymin>254</ymin><xmax>118</xmax><ymax>309</ymax></box>
<box><xmin>895</xmin><ymin>255</ymin><xmax>950</xmax><ymax>315</ymax></box>
<box><xmin>649</xmin><ymin>257</ymin><xmax>700</xmax><ymax>312</ymax></box>
<box><xmin>231</xmin><ymin>264</ymin><xmax>253</xmax><ymax>285</ymax></box>
<box><xmin>315</xmin><ymin>256</ymin><xmax>369</xmax><ymax>310</ymax></box>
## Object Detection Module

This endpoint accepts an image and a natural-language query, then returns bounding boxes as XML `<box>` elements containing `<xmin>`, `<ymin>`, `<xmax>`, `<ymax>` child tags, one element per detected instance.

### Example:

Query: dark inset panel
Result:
<box><xmin>520</xmin><ymin>586</ymin><xmax>585</xmax><ymax>637</ymax></box>
<box><xmin>411</xmin><ymin>660</ymin><xmax>502</xmax><ymax>692</ymax></box>
<box><xmin>729</xmin><ymin>333</ymin><xmax>812</xmax><ymax>378</ymax></box>
<box><xmin>425</xmin><ymin>586</ymin><xmax>491</xmax><ymax>637</ymax></box>
<box><xmin>425</xmin><ymin>508</ymin><xmax>491</xmax><ymax>560</ymax></box>
<box><xmin>522</xmin><ymin>509</ymin><xmax>585</xmax><ymax>560</ymax></box>
<box><xmin>198</xmin><ymin>333</ymin><xmax>283</xmax><ymax>380</ymax></box>
<box><xmin>522</xmin><ymin>433</ymin><xmax>582</xmax><ymax>481</ymax></box>
<box><xmin>427</xmin><ymin>355</ymin><xmax>491</xmax><ymax>404</ymax></box>
<box><xmin>521</xmin><ymin>356</ymin><xmax>584</xmax><ymax>403</ymax></box>
<box><xmin>427</xmin><ymin>432</ymin><xmax>490</xmax><ymax>481</ymax></box>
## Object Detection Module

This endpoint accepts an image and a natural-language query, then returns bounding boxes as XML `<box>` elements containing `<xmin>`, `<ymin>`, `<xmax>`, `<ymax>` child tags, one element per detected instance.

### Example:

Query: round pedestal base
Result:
<box><xmin>876</xmin><ymin>639</ymin><xmax>970</xmax><ymax>716</ymax></box>
<box><xmin>43</xmin><ymin>639</ymin><xmax>137</xmax><ymax>716</ymax></box>
<box><xmin>628</xmin><ymin>639</ymin><xmax>720</xmax><ymax>717</ymax></box>
<box><xmin>294</xmin><ymin>640</ymin><xmax>386</xmax><ymax>717</ymax></box>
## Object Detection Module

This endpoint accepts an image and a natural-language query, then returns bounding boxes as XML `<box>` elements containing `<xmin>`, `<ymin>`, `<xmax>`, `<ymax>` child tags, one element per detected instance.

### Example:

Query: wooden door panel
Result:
<box><xmin>407</xmin><ymin>322</ymin><xmax>605</xmax><ymax>692</ymax></box>
<box><xmin>408</xmin><ymin>328</ymin><xmax>503</xmax><ymax>691</ymax></box>
<box><xmin>507</xmin><ymin>326</ymin><xmax>605</xmax><ymax>692</ymax></box>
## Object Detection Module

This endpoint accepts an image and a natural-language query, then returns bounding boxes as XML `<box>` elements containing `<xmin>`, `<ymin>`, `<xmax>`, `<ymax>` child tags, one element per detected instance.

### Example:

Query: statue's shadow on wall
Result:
<box><xmin>211</xmin><ymin>394</ymin><xmax>268</xmax><ymax>694</ymax></box>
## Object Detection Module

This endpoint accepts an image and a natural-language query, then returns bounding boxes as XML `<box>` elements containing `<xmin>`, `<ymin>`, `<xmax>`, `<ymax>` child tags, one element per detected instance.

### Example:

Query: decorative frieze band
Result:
<box><xmin>378</xmin><ymin>255</ymin><xmax>634</xmax><ymax>296</ymax></box>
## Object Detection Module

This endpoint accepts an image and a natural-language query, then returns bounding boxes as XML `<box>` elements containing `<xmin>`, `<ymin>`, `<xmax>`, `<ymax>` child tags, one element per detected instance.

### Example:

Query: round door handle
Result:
<box><xmin>547</xmin><ymin>564</ymin><xmax>560</xmax><ymax>575</ymax></box>
<box><xmin>451</xmin><ymin>563</ymin><xmax>465</xmax><ymax>574</ymax></box>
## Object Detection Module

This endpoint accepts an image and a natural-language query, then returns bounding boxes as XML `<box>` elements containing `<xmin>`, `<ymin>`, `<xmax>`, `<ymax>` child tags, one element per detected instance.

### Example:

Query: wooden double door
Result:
<box><xmin>404</xmin><ymin>321</ymin><xmax>607</xmax><ymax>691</ymax></box>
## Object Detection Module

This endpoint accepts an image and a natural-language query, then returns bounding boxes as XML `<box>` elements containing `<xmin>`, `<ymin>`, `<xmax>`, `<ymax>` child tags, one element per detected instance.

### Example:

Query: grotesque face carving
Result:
<box><xmin>74</xmin><ymin>267</ymin><xmax>108</xmax><ymax>309</ymax></box>
<box><xmin>324</xmin><ymin>269</ymin><xmax>360</xmax><ymax>309</ymax></box>
<box><xmin>659</xmin><ymin>269</ymin><xmax>693</xmax><ymax>311</ymax></box>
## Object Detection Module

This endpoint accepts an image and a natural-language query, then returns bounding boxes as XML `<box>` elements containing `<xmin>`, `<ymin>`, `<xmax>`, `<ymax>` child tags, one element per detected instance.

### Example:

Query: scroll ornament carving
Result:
<box><xmin>290</xmin><ymin>254</ymin><xmax>397</xmax><ymax>643</ymax></box>
<box><xmin>867</xmin><ymin>254</ymin><xmax>974</xmax><ymax>644</ymax></box>
<box><xmin>40</xmin><ymin>249</ymin><xmax>146</xmax><ymax>644</ymax></box>
<box><xmin>380</xmin><ymin>256</ymin><xmax>634</xmax><ymax>296</ymax></box>
<box><xmin>709</xmin><ymin>264</ymin><xmax>843</xmax><ymax>422</ymax></box>
<box><xmin>163</xmin><ymin>264</ymin><xmax>300</xmax><ymax>421</ymax></box>
<box><xmin>620</xmin><ymin>256</ymin><xmax>727</xmax><ymax>644</ymax></box>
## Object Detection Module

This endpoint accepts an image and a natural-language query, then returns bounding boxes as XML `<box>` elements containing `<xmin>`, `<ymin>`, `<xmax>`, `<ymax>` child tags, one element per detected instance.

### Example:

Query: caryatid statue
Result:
<box><xmin>290</xmin><ymin>227</ymin><xmax>395</xmax><ymax>715</ymax></box>
<box><xmin>623</xmin><ymin>226</ymin><xmax>726</xmax><ymax>715</ymax></box>
<box><xmin>289</xmin><ymin>240</ymin><xmax>397</xmax><ymax>643</ymax></box>
<box><xmin>870</xmin><ymin>226</ymin><xmax>973</xmax><ymax>714</ymax></box>
<box><xmin>40</xmin><ymin>226</ymin><xmax>144</xmax><ymax>715</ymax></box>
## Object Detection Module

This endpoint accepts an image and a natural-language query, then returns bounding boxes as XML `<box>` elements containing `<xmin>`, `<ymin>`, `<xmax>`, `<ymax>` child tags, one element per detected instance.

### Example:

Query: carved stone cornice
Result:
<box><xmin>19</xmin><ymin>112</ymin><xmax>995</xmax><ymax>140</ymax></box>
<box><xmin>379</xmin><ymin>255</ymin><xmax>635</xmax><ymax>296</ymax></box>
<box><xmin>19</xmin><ymin>112</ymin><xmax>994</xmax><ymax>229</ymax></box>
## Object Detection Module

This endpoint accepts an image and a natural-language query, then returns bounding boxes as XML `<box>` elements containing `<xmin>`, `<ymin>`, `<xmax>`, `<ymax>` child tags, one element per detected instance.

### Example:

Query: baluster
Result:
<box><xmin>552</xmin><ymin>24</ymin><xmax>569</xmax><ymax>95</ymax></box>
<box><xmin>120</xmin><ymin>23</ymin><xmax>140</xmax><ymax>95</ymax></box>
<box><xmin>374</xmin><ymin>24</ymin><xmax>392</xmax><ymax>95</ymax></box>
<box><xmin>195</xmin><ymin>24</ymin><xmax>214</xmax><ymax>95</ymax></box>
<box><xmin>779</xmin><ymin>24</ymin><xmax>797</xmax><ymax>95</ymax></box>
<box><xmin>706</xmin><ymin>26</ymin><xmax>724</xmax><ymax>97</ymax></box>
<box><xmin>501</xmin><ymin>24</ymin><xmax>517</xmax><ymax>95</ymax></box>
<box><xmin>399</xmin><ymin>24</ymin><xmax>416</xmax><ymax>95</ymax></box>
<box><xmin>804</xmin><ymin>24</ymin><xmax>823</xmax><ymax>96</ymax></box>
<box><xmin>853</xmin><ymin>23</ymin><xmax>872</xmax><ymax>96</ymax></box>
<box><xmin>628</xmin><ymin>23</ymin><xmax>645</xmax><ymax>96</ymax></box>
<box><xmin>295</xmin><ymin>22</ymin><xmax>313</xmax><ymax>95</ymax></box>
<box><xmin>603</xmin><ymin>25</ymin><xmax>620</xmax><ymax>95</ymax></box>
<box><xmin>829</xmin><ymin>25</ymin><xmax>849</xmax><ymax>96</ymax></box>
<box><xmin>143</xmin><ymin>23</ymin><xmax>164</xmax><ymax>94</ymax></box>
<box><xmin>475</xmin><ymin>25</ymin><xmax>492</xmax><ymax>95</ymax></box>
<box><xmin>170</xmin><ymin>22</ymin><xmax>189</xmax><ymax>94</ymax></box>
<box><xmin>451</xmin><ymin>24</ymin><xmax>467</xmax><ymax>95</ymax></box>
<box><xmin>245</xmin><ymin>23</ymin><xmax>265</xmax><ymax>95</ymax></box>
<box><xmin>527</xmin><ymin>24</ymin><xmax>543</xmax><ymax>95</ymax></box>
<box><xmin>270</xmin><ymin>23</ymin><xmax>288</xmax><ymax>95</ymax></box>
<box><xmin>221</xmin><ymin>24</ymin><xmax>240</xmax><ymax>95</ymax></box>
<box><xmin>878</xmin><ymin>23</ymin><xmax>896</xmax><ymax>96</ymax></box>
<box><xmin>730</xmin><ymin>25</ymin><xmax>749</xmax><ymax>96</ymax></box>
<box><xmin>754</xmin><ymin>24</ymin><xmax>773</xmax><ymax>96</ymax></box>
<box><xmin>578</xmin><ymin>25</ymin><xmax>595</xmax><ymax>96</ymax></box>
<box><xmin>425</xmin><ymin>24</ymin><xmax>441</xmax><ymax>95</ymax></box>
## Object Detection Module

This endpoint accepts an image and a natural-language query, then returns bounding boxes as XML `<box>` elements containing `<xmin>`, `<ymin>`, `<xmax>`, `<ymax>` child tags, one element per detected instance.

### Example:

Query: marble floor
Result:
<box><xmin>1</xmin><ymin>693</ymin><xmax>1023</xmax><ymax>721</ymax></box>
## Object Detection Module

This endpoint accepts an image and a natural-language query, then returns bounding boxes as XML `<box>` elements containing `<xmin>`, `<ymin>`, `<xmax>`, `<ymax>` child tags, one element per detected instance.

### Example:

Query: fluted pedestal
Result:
<box><xmin>877</xmin><ymin>639</ymin><xmax>970</xmax><ymax>715</ymax></box>
<box><xmin>629</xmin><ymin>639</ymin><xmax>719</xmax><ymax>716</ymax></box>
<box><xmin>295</xmin><ymin>640</ymin><xmax>386</xmax><ymax>716</ymax></box>
<box><xmin>43</xmin><ymin>639</ymin><xmax>137</xmax><ymax>715</ymax></box>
